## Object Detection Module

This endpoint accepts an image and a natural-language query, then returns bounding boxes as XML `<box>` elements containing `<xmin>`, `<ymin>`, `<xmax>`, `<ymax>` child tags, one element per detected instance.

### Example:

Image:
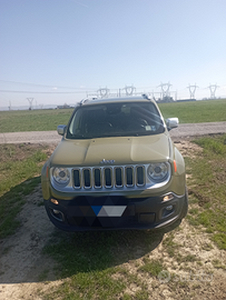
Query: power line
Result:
<box><xmin>0</xmin><ymin>80</ymin><xmax>96</xmax><ymax>90</ymax></box>
<box><xmin>0</xmin><ymin>90</ymin><xmax>88</xmax><ymax>94</ymax></box>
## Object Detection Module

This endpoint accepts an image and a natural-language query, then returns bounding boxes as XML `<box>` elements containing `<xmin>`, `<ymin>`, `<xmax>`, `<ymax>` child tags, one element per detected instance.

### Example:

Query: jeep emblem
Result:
<box><xmin>100</xmin><ymin>159</ymin><xmax>115</xmax><ymax>164</ymax></box>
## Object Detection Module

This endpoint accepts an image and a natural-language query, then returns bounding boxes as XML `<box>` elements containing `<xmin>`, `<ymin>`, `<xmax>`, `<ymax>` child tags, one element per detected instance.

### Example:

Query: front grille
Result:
<box><xmin>83</xmin><ymin>169</ymin><xmax>91</xmax><ymax>188</ymax></box>
<box><xmin>126</xmin><ymin>167</ymin><xmax>133</xmax><ymax>187</ymax></box>
<box><xmin>72</xmin><ymin>165</ymin><xmax>145</xmax><ymax>190</ymax></box>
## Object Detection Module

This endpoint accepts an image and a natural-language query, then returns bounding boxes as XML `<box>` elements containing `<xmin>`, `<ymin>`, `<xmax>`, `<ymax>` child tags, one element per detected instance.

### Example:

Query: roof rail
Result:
<box><xmin>142</xmin><ymin>93</ymin><xmax>152</xmax><ymax>100</ymax></box>
<box><xmin>79</xmin><ymin>98</ymin><xmax>88</xmax><ymax>106</ymax></box>
<box><xmin>79</xmin><ymin>96</ymin><xmax>98</xmax><ymax>106</ymax></box>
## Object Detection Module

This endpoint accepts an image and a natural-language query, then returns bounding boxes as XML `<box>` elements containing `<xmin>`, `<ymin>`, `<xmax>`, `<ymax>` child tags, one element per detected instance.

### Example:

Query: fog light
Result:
<box><xmin>50</xmin><ymin>208</ymin><xmax>64</xmax><ymax>222</ymax></box>
<box><xmin>163</xmin><ymin>193</ymin><xmax>174</xmax><ymax>202</ymax></box>
<box><xmin>161</xmin><ymin>204</ymin><xmax>175</xmax><ymax>218</ymax></box>
<box><xmin>166</xmin><ymin>205</ymin><xmax>173</xmax><ymax>211</ymax></box>
<box><xmin>51</xmin><ymin>198</ymin><xmax>59</xmax><ymax>205</ymax></box>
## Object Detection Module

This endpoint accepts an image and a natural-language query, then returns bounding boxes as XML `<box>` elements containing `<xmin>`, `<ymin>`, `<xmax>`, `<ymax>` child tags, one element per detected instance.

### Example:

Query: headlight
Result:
<box><xmin>147</xmin><ymin>162</ymin><xmax>170</xmax><ymax>182</ymax></box>
<box><xmin>52</xmin><ymin>167</ymin><xmax>70</xmax><ymax>186</ymax></box>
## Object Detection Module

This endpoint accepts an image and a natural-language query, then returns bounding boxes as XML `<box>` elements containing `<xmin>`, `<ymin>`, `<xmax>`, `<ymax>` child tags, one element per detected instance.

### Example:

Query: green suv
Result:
<box><xmin>41</xmin><ymin>94</ymin><xmax>188</xmax><ymax>231</ymax></box>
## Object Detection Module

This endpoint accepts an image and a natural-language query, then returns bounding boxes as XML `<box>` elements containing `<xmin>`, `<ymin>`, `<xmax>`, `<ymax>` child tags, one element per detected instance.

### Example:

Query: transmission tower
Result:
<box><xmin>187</xmin><ymin>84</ymin><xmax>198</xmax><ymax>99</ymax></box>
<box><xmin>27</xmin><ymin>98</ymin><xmax>34</xmax><ymax>110</ymax></box>
<box><xmin>122</xmin><ymin>85</ymin><xmax>136</xmax><ymax>96</ymax></box>
<box><xmin>158</xmin><ymin>82</ymin><xmax>172</xmax><ymax>99</ymax></box>
<box><xmin>208</xmin><ymin>84</ymin><xmax>219</xmax><ymax>99</ymax></box>
<box><xmin>97</xmin><ymin>87</ymin><xmax>110</xmax><ymax>98</ymax></box>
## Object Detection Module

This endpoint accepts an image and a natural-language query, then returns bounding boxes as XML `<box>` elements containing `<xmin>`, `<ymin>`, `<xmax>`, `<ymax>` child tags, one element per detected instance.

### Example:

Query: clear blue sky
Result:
<box><xmin>1</xmin><ymin>0</ymin><xmax>226</xmax><ymax>108</ymax></box>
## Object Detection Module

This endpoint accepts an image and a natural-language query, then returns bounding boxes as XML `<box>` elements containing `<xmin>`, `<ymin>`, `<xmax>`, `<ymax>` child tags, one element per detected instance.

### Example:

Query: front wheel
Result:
<box><xmin>180</xmin><ymin>187</ymin><xmax>188</xmax><ymax>219</ymax></box>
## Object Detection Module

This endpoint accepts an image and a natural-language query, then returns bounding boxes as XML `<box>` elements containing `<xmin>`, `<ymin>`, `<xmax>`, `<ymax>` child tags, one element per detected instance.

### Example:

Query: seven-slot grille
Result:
<box><xmin>73</xmin><ymin>166</ymin><xmax>145</xmax><ymax>189</ymax></box>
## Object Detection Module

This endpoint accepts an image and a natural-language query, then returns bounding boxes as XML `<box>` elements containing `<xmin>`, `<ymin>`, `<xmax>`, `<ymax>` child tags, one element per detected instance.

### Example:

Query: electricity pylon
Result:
<box><xmin>187</xmin><ymin>84</ymin><xmax>198</xmax><ymax>99</ymax></box>
<box><xmin>208</xmin><ymin>84</ymin><xmax>219</xmax><ymax>99</ymax></box>
<box><xmin>97</xmin><ymin>87</ymin><xmax>110</xmax><ymax>98</ymax></box>
<box><xmin>27</xmin><ymin>98</ymin><xmax>34</xmax><ymax>110</ymax></box>
<box><xmin>158</xmin><ymin>82</ymin><xmax>172</xmax><ymax>99</ymax></box>
<box><xmin>122</xmin><ymin>85</ymin><xmax>136</xmax><ymax>96</ymax></box>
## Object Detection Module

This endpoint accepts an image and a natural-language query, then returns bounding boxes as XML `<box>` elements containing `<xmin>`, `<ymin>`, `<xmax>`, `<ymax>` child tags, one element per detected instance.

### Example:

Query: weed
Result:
<box><xmin>162</xmin><ymin>232</ymin><xmax>179</xmax><ymax>257</ymax></box>
<box><xmin>122</xmin><ymin>294</ymin><xmax>132</xmax><ymax>300</ymax></box>
<box><xmin>189</xmin><ymin>208</ymin><xmax>199</xmax><ymax>215</ymax></box>
<box><xmin>212</xmin><ymin>259</ymin><xmax>226</xmax><ymax>270</ymax></box>
<box><xmin>176</xmin><ymin>254</ymin><xmax>197</xmax><ymax>264</ymax></box>
<box><xmin>133</xmin><ymin>289</ymin><xmax>149</xmax><ymax>300</ymax></box>
<box><xmin>202</xmin><ymin>243</ymin><xmax>213</xmax><ymax>251</ymax></box>
<box><xmin>212</xmin><ymin>233</ymin><xmax>226</xmax><ymax>250</ymax></box>
<box><xmin>138</xmin><ymin>259</ymin><xmax>164</xmax><ymax>277</ymax></box>
<box><xmin>187</xmin><ymin>215</ymin><xmax>200</xmax><ymax>227</ymax></box>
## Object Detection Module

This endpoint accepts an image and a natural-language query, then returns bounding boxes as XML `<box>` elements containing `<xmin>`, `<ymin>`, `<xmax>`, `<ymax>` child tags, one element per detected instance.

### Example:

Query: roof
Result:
<box><xmin>79</xmin><ymin>94</ymin><xmax>155</xmax><ymax>106</ymax></box>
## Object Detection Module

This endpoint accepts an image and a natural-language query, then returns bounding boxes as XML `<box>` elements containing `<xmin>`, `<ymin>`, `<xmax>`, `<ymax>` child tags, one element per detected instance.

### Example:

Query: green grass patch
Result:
<box><xmin>42</xmin><ymin>232</ymin><xmax>128</xmax><ymax>299</ymax></box>
<box><xmin>139</xmin><ymin>259</ymin><xmax>164</xmax><ymax>277</ymax></box>
<box><xmin>194</xmin><ymin>135</ymin><xmax>226</xmax><ymax>155</ymax></box>
<box><xmin>162</xmin><ymin>232</ymin><xmax>180</xmax><ymax>257</ymax></box>
<box><xmin>0</xmin><ymin>144</ymin><xmax>47</xmax><ymax>238</ymax></box>
<box><xmin>42</xmin><ymin>230</ymin><xmax>164</xmax><ymax>299</ymax></box>
<box><xmin>212</xmin><ymin>259</ymin><xmax>226</xmax><ymax>269</ymax></box>
<box><xmin>0</xmin><ymin>108</ymin><xmax>73</xmax><ymax>133</ymax></box>
<box><xmin>212</xmin><ymin>233</ymin><xmax>226</xmax><ymax>250</ymax></box>
<box><xmin>47</xmin><ymin>269</ymin><xmax>125</xmax><ymax>300</ymax></box>
<box><xmin>176</xmin><ymin>254</ymin><xmax>197</xmax><ymax>264</ymax></box>
<box><xmin>0</xmin><ymin>99</ymin><xmax>226</xmax><ymax>133</ymax></box>
<box><xmin>159</xmin><ymin>99</ymin><xmax>226</xmax><ymax>123</ymax></box>
<box><xmin>43</xmin><ymin>231</ymin><xmax>117</xmax><ymax>278</ymax></box>
<box><xmin>186</xmin><ymin>134</ymin><xmax>226</xmax><ymax>249</ymax></box>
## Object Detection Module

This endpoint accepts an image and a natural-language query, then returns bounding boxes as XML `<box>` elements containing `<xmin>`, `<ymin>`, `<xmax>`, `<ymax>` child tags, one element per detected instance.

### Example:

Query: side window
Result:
<box><xmin>68</xmin><ymin>109</ymin><xmax>83</xmax><ymax>136</ymax></box>
<box><xmin>68</xmin><ymin>112</ymin><xmax>76</xmax><ymax>135</ymax></box>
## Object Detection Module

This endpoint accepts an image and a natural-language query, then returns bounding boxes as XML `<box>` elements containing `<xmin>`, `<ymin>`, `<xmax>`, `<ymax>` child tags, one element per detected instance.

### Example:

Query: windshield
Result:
<box><xmin>66</xmin><ymin>102</ymin><xmax>165</xmax><ymax>139</ymax></box>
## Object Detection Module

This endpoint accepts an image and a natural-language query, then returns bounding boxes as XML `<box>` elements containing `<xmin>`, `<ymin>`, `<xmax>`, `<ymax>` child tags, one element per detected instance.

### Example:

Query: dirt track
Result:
<box><xmin>0</xmin><ymin>122</ymin><xmax>226</xmax><ymax>144</ymax></box>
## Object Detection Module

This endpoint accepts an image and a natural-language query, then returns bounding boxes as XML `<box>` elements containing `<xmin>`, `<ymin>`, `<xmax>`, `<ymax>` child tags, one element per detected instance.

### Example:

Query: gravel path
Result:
<box><xmin>0</xmin><ymin>122</ymin><xmax>226</xmax><ymax>144</ymax></box>
<box><xmin>170</xmin><ymin>121</ymin><xmax>226</xmax><ymax>140</ymax></box>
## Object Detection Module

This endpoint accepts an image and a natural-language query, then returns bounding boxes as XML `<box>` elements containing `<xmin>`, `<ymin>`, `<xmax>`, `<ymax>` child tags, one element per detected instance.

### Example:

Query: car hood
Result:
<box><xmin>50</xmin><ymin>133</ymin><xmax>171</xmax><ymax>166</ymax></box>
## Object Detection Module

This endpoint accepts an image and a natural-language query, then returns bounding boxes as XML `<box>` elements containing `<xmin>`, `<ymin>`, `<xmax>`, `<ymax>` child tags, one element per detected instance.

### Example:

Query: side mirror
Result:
<box><xmin>57</xmin><ymin>125</ymin><xmax>67</xmax><ymax>136</ymax></box>
<box><xmin>166</xmin><ymin>118</ymin><xmax>179</xmax><ymax>131</ymax></box>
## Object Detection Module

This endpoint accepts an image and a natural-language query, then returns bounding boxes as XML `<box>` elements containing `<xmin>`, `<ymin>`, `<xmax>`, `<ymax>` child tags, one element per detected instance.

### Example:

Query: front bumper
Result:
<box><xmin>44</xmin><ymin>191</ymin><xmax>188</xmax><ymax>231</ymax></box>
